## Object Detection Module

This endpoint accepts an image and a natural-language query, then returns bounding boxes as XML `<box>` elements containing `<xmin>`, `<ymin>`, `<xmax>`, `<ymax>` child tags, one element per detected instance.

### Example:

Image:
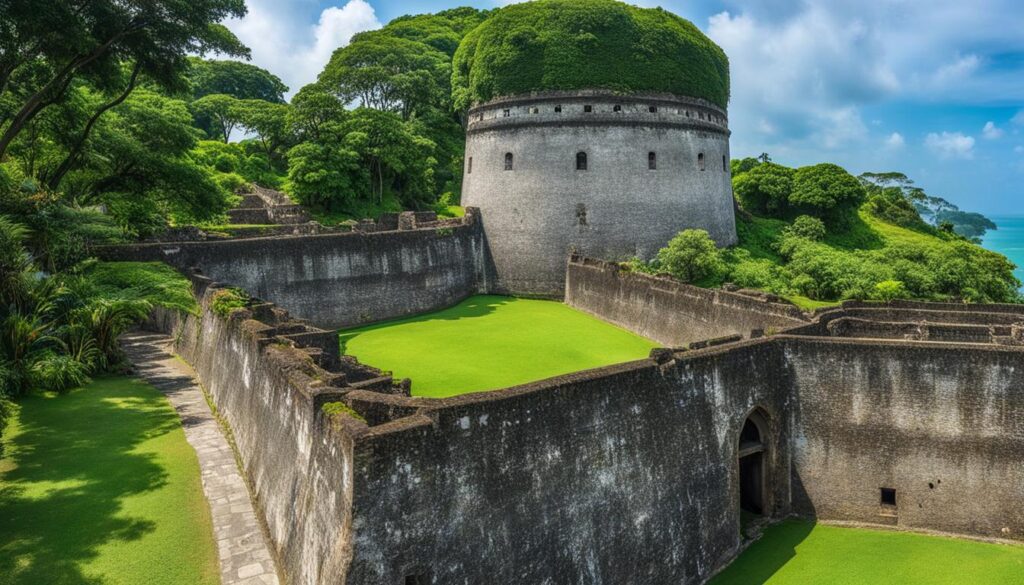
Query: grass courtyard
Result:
<box><xmin>339</xmin><ymin>295</ymin><xmax>659</xmax><ymax>397</ymax></box>
<box><xmin>711</xmin><ymin>520</ymin><xmax>1024</xmax><ymax>585</ymax></box>
<box><xmin>0</xmin><ymin>377</ymin><xmax>219</xmax><ymax>585</ymax></box>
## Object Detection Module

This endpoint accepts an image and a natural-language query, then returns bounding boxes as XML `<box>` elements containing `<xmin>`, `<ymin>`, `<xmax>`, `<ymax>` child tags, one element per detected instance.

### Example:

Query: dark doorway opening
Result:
<box><xmin>738</xmin><ymin>412</ymin><xmax>768</xmax><ymax>517</ymax></box>
<box><xmin>739</xmin><ymin>452</ymin><xmax>764</xmax><ymax>514</ymax></box>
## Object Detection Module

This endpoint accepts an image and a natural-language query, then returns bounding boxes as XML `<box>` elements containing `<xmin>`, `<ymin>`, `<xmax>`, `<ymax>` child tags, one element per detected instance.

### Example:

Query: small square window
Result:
<box><xmin>405</xmin><ymin>575</ymin><xmax>429</xmax><ymax>585</ymax></box>
<box><xmin>649</xmin><ymin>106</ymin><xmax>658</xmax><ymax>113</ymax></box>
<box><xmin>880</xmin><ymin>488</ymin><xmax>897</xmax><ymax>506</ymax></box>
<box><xmin>531</xmin><ymin>107</ymin><xmax>539</xmax><ymax>114</ymax></box>
<box><xmin>584</xmin><ymin>105</ymin><xmax>593</xmax><ymax>113</ymax></box>
<box><xmin>502</xmin><ymin>109</ymin><xmax>510</xmax><ymax>117</ymax></box>
<box><xmin>554</xmin><ymin>105</ymin><xmax>562</xmax><ymax>113</ymax></box>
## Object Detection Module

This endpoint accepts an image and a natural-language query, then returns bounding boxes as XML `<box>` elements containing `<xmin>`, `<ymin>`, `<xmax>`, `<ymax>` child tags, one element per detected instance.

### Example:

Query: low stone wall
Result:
<box><xmin>146</xmin><ymin>277</ymin><xmax>398</xmax><ymax>585</ymax></box>
<box><xmin>99</xmin><ymin>209</ymin><xmax>488</xmax><ymax>329</ymax></box>
<box><xmin>784</xmin><ymin>337</ymin><xmax>1024</xmax><ymax>540</ymax></box>
<box><xmin>564</xmin><ymin>256</ymin><xmax>809</xmax><ymax>346</ymax></box>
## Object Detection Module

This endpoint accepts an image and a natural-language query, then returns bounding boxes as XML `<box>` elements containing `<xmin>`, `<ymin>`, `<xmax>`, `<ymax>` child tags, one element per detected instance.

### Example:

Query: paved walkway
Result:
<box><xmin>122</xmin><ymin>332</ymin><xmax>280</xmax><ymax>585</ymax></box>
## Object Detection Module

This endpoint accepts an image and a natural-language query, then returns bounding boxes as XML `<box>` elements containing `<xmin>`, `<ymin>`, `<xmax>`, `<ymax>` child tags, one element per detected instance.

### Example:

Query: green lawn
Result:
<box><xmin>0</xmin><ymin>376</ymin><xmax>219</xmax><ymax>585</ymax></box>
<box><xmin>339</xmin><ymin>295</ymin><xmax>659</xmax><ymax>397</ymax></box>
<box><xmin>712</xmin><ymin>520</ymin><xmax>1024</xmax><ymax>585</ymax></box>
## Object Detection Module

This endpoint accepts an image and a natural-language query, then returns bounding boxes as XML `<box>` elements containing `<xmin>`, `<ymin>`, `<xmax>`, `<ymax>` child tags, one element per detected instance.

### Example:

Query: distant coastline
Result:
<box><xmin>983</xmin><ymin>216</ymin><xmax>1024</xmax><ymax>288</ymax></box>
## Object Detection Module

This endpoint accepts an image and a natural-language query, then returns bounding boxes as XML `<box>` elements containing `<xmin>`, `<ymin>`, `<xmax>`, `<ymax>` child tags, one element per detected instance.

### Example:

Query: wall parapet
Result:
<box><xmin>564</xmin><ymin>255</ymin><xmax>810</xmax><ymax>346</ymax></box>
<box><xmin>101</xmin><ymin>208</ymin><xmax>487</xmax><ymax>329</ymax></box>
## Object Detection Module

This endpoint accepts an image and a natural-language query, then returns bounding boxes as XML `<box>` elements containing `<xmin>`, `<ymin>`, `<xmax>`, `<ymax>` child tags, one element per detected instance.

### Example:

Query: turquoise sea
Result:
<box><xmin>983</xmin><ymin>216</ymin><xmax>1024</xmax><ymax>286</ymax></box>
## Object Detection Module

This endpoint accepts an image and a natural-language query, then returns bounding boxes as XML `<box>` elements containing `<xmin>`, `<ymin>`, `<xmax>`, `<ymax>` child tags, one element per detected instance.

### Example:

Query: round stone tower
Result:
<box><xmin>454</xmin><ymin>0</ymin><xmax>737</xmax><ymax>296</ymax></box>
<box><xmin>461</xmin><ymin>90</ymin><xmax>736</xmax><ymax>296</ymax></box>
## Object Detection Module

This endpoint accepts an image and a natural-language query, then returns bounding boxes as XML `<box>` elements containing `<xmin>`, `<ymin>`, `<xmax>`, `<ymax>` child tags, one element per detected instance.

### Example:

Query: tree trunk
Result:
<box><xmin>0</xmin><ymin>25</ymin><xmax>140</xmax><ymax>159</ymax></box>
<box><xmin>46</xmin><ymin>63</ymin><xmax>142</xmax><ymax>190</ymax></box>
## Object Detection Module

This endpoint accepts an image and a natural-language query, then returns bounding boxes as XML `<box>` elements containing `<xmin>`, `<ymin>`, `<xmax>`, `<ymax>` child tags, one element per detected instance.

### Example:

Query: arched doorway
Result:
<box><xmin>738</xmin><ymin>409</ymin><xmax>769</xmax><ymax>516</ymax></box>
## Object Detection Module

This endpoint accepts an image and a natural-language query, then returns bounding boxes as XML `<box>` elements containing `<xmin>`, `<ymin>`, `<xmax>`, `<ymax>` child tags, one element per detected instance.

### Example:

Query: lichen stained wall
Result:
<box><xmin>345</xmin><ymin>341</ymin><xmax>792</xmax><ymax>585</ymax></box>
<box><xmin>785</xmin><ymin>337</ymin><xmax>1024</xmax><ymax>540</ymax></box>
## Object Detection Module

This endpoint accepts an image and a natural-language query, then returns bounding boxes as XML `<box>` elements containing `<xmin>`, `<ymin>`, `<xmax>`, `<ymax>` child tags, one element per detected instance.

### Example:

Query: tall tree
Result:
<box><xmin>186</xmin><ymin>58</ymin><xmax>288</xmax><ymax>103</ymax></box>
<box><xmin>190</xmin><ymin>94</ymin><xmax>242</xmax><ymax>142</ymax></box>
<box><xmin>0</xmin><ymin>0</ymin><xmax>249</xmax><ymax>159</ymax></box>
<box><xmin>319</xmin><ymin>34</ymin><xmax>449</xmax><ymax>120</ymax></box>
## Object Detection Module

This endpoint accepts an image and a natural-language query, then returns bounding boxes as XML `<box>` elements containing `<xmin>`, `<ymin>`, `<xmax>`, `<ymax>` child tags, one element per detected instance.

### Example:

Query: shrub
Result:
<box><xmin>31</xmin><ymin>353</ymin><xmax>91</xmax><ymax>394</ymax></box>
<box><xmin>872</xmin><ymin>280</ymin><xmax>907</xmax><ymax>302</ymax></box>
<box><xmin>655</xmin><ymin>229</ymin><xmax>724</xmax><ymax>283</ymax></box>
<box><xmin>783</xmin><ymin>215</ymin><xmax>826</xmax><ymax>241</ymax></box>
<box><xmin>733</xmin><ymin>162</ymin><xmax>794</xmax><ymax>216</ymax></box>
<box><xmin>210</xmin><ymin>287</ymin><xmax>250</xmax><ymax>316</ymax></box>
<box><xmin>789</xmin><ymin>163</ymin><xmax>867</xmax><ymax>223</ymax></box>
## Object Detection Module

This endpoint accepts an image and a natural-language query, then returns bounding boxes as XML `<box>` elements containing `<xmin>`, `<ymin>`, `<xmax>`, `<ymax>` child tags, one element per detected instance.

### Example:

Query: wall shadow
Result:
<box><xmin>710</xmin><ymin>520</ymin><xmax>815</xmax><ymax>585</ymax></box>
<box><xmin>0</xmin><ymin>377</ymin><xmax>176</xmax><ymax>584</ymax></box>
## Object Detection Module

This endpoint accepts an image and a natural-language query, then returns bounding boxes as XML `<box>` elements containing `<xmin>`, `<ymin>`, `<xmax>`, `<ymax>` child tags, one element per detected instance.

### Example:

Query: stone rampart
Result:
<box><xmin>782</xmin><ymin>337</ymin><xmax>1024</xmax><ymax>540</ymax></box>
<box><xmin>99</xmin><ymin>208</ymin><xmax>488</xmax><ymax>329</ymax></box>
<box><xmin>564</xmin><ymin>256</ymin><xmax>809</xmax><ymax>345</ymax></box>
<box><xmin>141</xmin><ymin>269</ymin><xmax>1024</xmax><ymax>585</ymax></box>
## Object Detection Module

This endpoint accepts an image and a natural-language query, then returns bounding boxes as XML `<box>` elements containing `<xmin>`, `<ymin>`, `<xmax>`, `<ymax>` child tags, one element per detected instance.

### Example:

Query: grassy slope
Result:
<box><xmin>730</xmin><ymin>209</ymin><xmax>969</xmax><ymax>311</ymax></box>
<box><xmin>0</xmin><ymin>376</ymin><xmax>219</xmax><ymax>585</ymax></box>
<box><xmin>339</xmin><ymin>295</ymin><xmax>659</xmax><ymax>398</ymax></box>
<box><xmin>711</xmin><ymin>520</ymin><xmax>1024</xmax><ymax>585</ymax></box>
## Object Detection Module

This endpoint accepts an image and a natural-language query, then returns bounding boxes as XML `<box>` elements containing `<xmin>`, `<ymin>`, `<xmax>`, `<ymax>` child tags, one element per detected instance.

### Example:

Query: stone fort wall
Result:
<box><xmin>461</xmin><ymin>90</ymin><xmax>737</xmax><ymax>297</ymax></box>
<box><xmin>98</xmin><ymin>210</ymin><xmax>489</xmax><ymax>329</ymax></box>
<box><xmin>141</xmin><ymin>267</ymin><xmax>1024</xmax><ymax>585</ymax></box>
<box><xmin>565</xmin><ymin>256</ymin><xmax>809</xmax><ymax>346</ymax></box>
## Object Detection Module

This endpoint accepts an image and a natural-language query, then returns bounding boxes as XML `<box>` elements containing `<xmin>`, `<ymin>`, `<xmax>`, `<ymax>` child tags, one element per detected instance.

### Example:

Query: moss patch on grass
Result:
<box><xmin>0</xmin><ymin>376</ymin><xmax>219</xmax><ymax>585</ymax></box>
<box><xmin>711</xmin><ymin>520</ymin><xmax>1024</xmax><ymax>585</ymax></box>
<box><xmin>339</xmin><ymin>295</ymin><xmax>659</xmax><ymax>398</ymax></box>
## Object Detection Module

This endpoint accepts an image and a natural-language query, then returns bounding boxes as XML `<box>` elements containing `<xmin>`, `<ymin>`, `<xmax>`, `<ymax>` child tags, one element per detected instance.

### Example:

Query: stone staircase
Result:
<box><xmin>227</xmin><ymin>186</ymin><xmax>312</xmax><ymax>225</ymax></box>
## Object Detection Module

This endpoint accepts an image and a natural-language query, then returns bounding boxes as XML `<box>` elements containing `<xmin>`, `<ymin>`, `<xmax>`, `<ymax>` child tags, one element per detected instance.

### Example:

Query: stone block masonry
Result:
<box><xmin>565</xmin><ymin>256</ymin><xmax>809</xmax><ymax>346</ymax></box>
<box><xmin>97</xmin><ymin>208</ymin><xmax>489</xmax><ymax>329</ymax></box>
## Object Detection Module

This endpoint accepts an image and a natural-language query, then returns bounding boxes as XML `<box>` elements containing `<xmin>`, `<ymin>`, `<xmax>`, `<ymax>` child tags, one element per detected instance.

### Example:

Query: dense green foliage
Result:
<box><xmin>711</xmin><ymin>520</ymin><xmax>1024</xmax><ymax>585</ymax></box>
<box><xmin>0</xmin><ymin>376</ymin><xmax>219</xmax><ymax>584</ymax></box>
<box><xmin>451</xmin><ymin>0</ymin><xmax>730</xmax><ymax>109</ymax></box>
<box><xmin>339</xmin><ymin>295</ymin><xmax>657</xmax><ymax>397</ymax></box>
<box><xmin>0</xmin><ymin>215</ymin><xmax>197</xmax><ymax>454</ymax></box>
<box><xmin>636</xmin><ymin>160</ymin><xmax>1020</xmax><ymax>308</ymax></box>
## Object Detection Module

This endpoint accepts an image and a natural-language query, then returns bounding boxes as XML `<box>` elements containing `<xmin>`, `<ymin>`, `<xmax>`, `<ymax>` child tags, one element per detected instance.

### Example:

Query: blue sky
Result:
<box><xmin>224</xmin><ymin>0</ymin><xmax>1024</xmax><ymax>215</ymax></box>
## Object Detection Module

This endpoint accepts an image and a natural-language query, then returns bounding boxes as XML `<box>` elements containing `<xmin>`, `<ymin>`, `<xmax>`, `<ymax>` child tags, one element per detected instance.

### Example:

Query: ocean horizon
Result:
<box><xmin>983</xmin><ymin>216</ymin><xmax>1024</xmax><ymax>288</ymax></box>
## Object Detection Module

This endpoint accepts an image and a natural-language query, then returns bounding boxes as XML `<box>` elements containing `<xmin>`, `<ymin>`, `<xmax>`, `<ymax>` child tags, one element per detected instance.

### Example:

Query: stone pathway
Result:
<box><xmin>122</xmin><ymin>332</ymin><xmax>280</xmax><ymax>585</ymax></box>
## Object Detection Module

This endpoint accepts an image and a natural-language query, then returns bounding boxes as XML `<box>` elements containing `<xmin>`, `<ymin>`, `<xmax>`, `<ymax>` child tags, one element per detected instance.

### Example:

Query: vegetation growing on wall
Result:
<box><xmin>633</xmin><ymin>159</ymin><xmax>1021</xmax><ymax>308</ymax></box>
<box><xmin>451</xmin><ymin>0</ymin><xmax>730</xmax><ymax>109</ymax></box>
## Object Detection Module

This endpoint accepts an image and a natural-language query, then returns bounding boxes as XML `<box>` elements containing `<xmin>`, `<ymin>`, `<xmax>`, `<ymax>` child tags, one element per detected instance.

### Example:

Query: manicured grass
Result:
<box><xmin>339</xmin><ymin>295</ymin><xmax>659</xmax><ymax>398</ymax></box>
<box><xmin>711</xmin><ymin>520</ymin><xmax>1024</xmax><ymax>585</ymax></box>
<box><xmin>0</xmin><ymin>376</ymin><xmax>219</xmax><ymax>585</ymax></box>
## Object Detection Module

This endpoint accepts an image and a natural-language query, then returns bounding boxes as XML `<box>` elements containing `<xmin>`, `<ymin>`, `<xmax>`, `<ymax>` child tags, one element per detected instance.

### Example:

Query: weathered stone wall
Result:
<box><xmin>784</xmin><ymin>337</ymin><xmax>1024</xmax><ymax>540</ymax></box>
<box><xmin>99</xmin><ymin>210</ymin><xmax>488</xmax><ymax>329</ymax></box>
<box><xmin>565</xmin><ymin>256</ymin><xmax>809</xmax><ymax>346</ymax></box>
<box><xmin>146</xmin><ymin>282</ymin><xmax>370</xmax><ymax>585</ymax></box>
<box><xmin>461</xmin><ymin>90</ymin><xmax>737</xmax><ymax>297</ymax></box>
<box><xmin>344</xmin><ymin>341</ymin><xmax>793</xmax><ymax>585</ymax></box>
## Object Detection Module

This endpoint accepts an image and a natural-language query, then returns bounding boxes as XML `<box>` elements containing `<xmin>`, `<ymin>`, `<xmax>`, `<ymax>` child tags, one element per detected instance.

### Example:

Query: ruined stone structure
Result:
<box><xmin>100</xmin><ymin>220</ymin><xmax>1024</xmax><ymax>584</ymax></box>
<box><xmin>461</xmin><ymin>90</ymin><xmax>737</xmax><ymax>296</ymax></box>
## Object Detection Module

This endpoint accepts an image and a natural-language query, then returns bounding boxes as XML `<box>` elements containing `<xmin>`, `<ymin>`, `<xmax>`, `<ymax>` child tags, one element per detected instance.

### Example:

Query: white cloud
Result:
<box><xmin>707</xmin><ymin>7</ymin><xmax>896</xmax><ymax>156</ymax></box>
<box><xmin>885</xmin><ymin>132</ymin><xmax>905</xmax><ymax>149</ymax></box>
<box><xmin>929</xmin><ymin>54</ymin><xmax>981</xmax><ymax>87</ymax></box>
<box><xmin>982</xmin><ymin>121</ymin><xmax>1004</xmax><ymax>140</ymax></box>
<box><xmin>925</xmin><ymin>132</ymin><xmax>975</xmax><ymax>159</ymax></box>
<box><xmin>224</xmin><ymin>0</ymin><xmax>380</xmax><ymax>98</ymax></box>
<box><xmin>1015</xmin><ymin>145</ymin><xmax>1024</xmax><ymax>154</ymax></box>
<box><xmin>1013</xmin><ymin>110</ymin><xmax>1024</xmax><ymax>126</ymax></box>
